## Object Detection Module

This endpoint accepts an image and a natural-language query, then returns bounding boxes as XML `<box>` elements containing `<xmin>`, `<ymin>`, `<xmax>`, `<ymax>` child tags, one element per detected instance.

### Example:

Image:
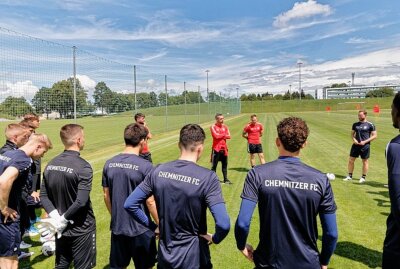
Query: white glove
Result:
<box><xmin>39</xmin><ymin>214</ymin><xmax>72</xmax><ymax>239</ymax></box>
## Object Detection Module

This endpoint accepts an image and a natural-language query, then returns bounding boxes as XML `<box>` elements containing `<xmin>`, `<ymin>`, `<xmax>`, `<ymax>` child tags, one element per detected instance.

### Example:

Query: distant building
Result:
<box><xmin>315</xmin><ymin>85</ymin><xmax>400</xmax><ymax>99</ymax></box>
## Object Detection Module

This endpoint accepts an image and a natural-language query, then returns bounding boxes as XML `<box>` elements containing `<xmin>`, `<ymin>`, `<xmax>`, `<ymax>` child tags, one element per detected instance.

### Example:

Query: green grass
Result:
<box><xmin>12</xmin><ymin>110</ymin><xmax>394</xmax><ymax>268</ymax></box>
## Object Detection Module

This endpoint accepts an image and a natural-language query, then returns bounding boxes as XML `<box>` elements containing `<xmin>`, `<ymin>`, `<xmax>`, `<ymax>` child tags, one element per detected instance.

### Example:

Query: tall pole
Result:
<box><xmin>134</xmin><ymin>65</ymin><xmax>137</xmax><ymax>114</ymax></box>
<box><xmin>205</xmin><ymin>70</ymin><xmax>210</xmax><ymax>115</ymax></box>
<box><xmin>72</xmin><ymin>46</ymin><xmax>77</xmax><ymax>122</ymax></box>
<box><xmin>184</xmin><ymin>81</ymin><xmax>187</xmax><ymax>124</ymax></box>
<box><xmin>289</xmin><ymin>84</ymin><xmax>292</xmax><ymax>100</ymax></box>
<box><xmin>198</xmin><ymin>86</ymin><xmax>201</xmax><ymax>123</ymax></box>
<box><xmin>165</xmin><ymin>75</ymin><xmax>168</xmax><ymax>132</ymax></box>
<box><xmin>297</xmin><ymin>60</ymin><xmax>303</xmax><ymax>100</ymax></box>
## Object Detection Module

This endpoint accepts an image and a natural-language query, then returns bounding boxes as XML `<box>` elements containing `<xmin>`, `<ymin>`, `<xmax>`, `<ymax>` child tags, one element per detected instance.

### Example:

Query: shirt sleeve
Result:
<box><xmin>205</xmin><ymin>172</ymin><xmax>225</xmax><ymax>207</ymax></box>
<box><xmin>9</xmin><ymin>151</ymin><xmax>31</xmax><ymax>172</ymax></box>
<box><xmin>101</xmin><ymin>162</ymin><xmax>109</xmax><ymax>188</ymax></box>
<box><xmin>78</xmin><ymin>162</ymin><xmax>93</xmax><ymax>191</ymax></box>
<box><xmin>387</xmin><ymin>142</ymin><xmax>400</xmax><ymax>227</ymax></box>
<box><xmin>137</xmin><ymin>167</ymin><xmax>156</xmax><ymax>196</ymax></box>
<box><xmin>240</xmin><ymin>169</ymin><xmax>259</xmax><ymax>203</ymax></box>
<box><xmin>318</xmin><ymin>176</ymin><xmax>337</xmax><ymax>214</ymax></box>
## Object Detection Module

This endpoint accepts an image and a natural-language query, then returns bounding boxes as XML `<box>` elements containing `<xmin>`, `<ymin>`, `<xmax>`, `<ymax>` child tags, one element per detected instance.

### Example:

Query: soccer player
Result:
<box><xmin>40</xmin><ymin>124</ymin><xmax>96</xmax><ymax>268</ymax></box>
<box><xmin>210</xmin><ymin>113</ymin><xmax>232</xmax><ymax>184</ymax></box>
<box><xmin>102</xmin><ymin>123</ymin><xmax>158</xmax><ymax>269</ymax></box>
<box><xmin>242</xmin><ymin>114</ymin><xmax>266</xmax><ymax>168</ymax></box>
<box><xmin>124</xmin><ymin>124</ymin><xmax>230</xmax><ymax>269</ymax></box>
<box><xmin>0</xmin><ymin>133</ymin><xmax>52</xmax><ymax>269</ymax></box>
<box><xmin>343</xmin><ymin>109</ymin><xmax>377</xmax><ymax>183</ymax></box>
<box><xmin>382</xmin><ymin>92</ymin><xmax>400</xmax><ymax>268</ymax></box>
<box><xmin>134</xmin><ymin>113</ymin><xmax>153</xmax><ymax>163</ymax></box>
<box><xmin>235</xmin><ymin>117</ymin><xmax>338</xmax><ymax>269</ymax></box>
<box><xmin>0</xmin><ymin>124</ymin><xmax>30</xmax><ymax>154</ymax></box>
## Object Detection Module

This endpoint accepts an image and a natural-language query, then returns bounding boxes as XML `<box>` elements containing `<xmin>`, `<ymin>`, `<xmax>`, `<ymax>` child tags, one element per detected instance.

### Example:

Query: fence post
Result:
<box><xmin>134</xmin><ymin>65</ymin><xmax>137</xmax><ymax>114</ymax></box>
<box><xmin>72</xmin><ymin>46</ymin><xmax>77</xmax><ymax>122</ymax></box>
<box><xmin>165</xmin><ymin>75</ymin><xmax>168</xmax><ymax>132</ymax></box>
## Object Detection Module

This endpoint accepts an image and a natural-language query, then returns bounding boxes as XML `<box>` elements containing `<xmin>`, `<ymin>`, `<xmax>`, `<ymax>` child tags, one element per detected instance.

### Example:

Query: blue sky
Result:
<box><xmin>1</xmin><ymin>0</ymin><xmax>400</xmax><ymax>97</ymax></box>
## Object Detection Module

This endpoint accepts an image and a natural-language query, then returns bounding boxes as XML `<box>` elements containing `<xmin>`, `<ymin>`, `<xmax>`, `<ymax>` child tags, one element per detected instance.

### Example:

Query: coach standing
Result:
<box><xmin>235</xmin><ymin>117</ymin><xmax>338</xmax><ymax>269</ymax></box>
<box><xmin>124</xmin><ymin>124</ymin><xmax>230</xmax><ymax>269</ymax></box>
<box><xmin>211</xmin><ymin>113</ymin><xmax>232</xmax><ymax>184</ymax></box>
<box><xmin>134</xmin><ymin>113</ymin><xmax>153</xmax><ymax>163</ymax></box>
<box><xmin>242</xmin><ymin>114</ymin><xmax>266</xmax><ymax>168</ymax></box>
<box><xmin>382</xmin><ymin>92</ymin><xmax>400</xmax><ymax>268</ymax></box>
<box><xmin>40</xmin><ymin>124</ymin><xmax>96</xmax><ymax>268</ymax></box>
<box><xmin>343</xmin><ymin>109</ymin><xmax>377</xmax><ymax>183</ymax></box>
<box><xmin>102</xmin><ymin>123</ymin><xmax>157</xmax><ymax>269</ymax></box>
<box><xmin>0</xmin><ymin>134</ymin><xmax>52</xmax><ymax>269</ymax></box>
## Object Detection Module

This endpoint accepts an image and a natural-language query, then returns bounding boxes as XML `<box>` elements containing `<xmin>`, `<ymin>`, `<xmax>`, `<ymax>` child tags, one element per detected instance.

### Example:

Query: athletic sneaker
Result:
<box><xmin>223</xmin><ymin>179</ymin><xmax>232</xmax><ymax>185</ymax></box>
<box><xmin>359</xmin><ymin>177</ymin><xmax>366</xmax><ymax>184</ymax></box>
<box><xmin>20</xmin><ymin>241</ymin><xmax>32</xmax><ymax>249</ymax></box>
<box><xmin>18</xmin><ymin>251</ymin><xmax>34</xmax><ymax>260</ymax></box>
<box><xmin>343</xmin><ymin>176</ymin><xmax>352</xmax><ymax>181</ymax></box>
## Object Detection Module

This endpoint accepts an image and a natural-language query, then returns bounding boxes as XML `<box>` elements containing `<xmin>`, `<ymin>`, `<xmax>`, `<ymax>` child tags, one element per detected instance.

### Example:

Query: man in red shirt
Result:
<box><xmin>211</xmin><ymin>113</ymin><xmax>232</xmax><ymax>184</ymax></box>
<box><xmin>243</xmin><ymin>114</ymin><xmax>265</xmax><ymax>168</ymax></box>
<box><xmin>134</xmin><ymin>113</ymin><xmax>153</xmax><ymax>163</ymax></box>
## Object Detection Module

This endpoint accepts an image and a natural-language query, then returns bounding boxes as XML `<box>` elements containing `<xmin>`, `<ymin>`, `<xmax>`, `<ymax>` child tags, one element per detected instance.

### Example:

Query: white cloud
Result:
<box><xmin>0</xmin><ymin>80</ymin><xmax>39</xmax><ymax>101</ymax></box>
<box><xmin>346</xmin><ymin>37</ymin><xmax>378</xmax><ymax>44</ymax></box>
<box><xmin>273</xmin><ymin>0</ymin><xmax>332</xmax><ymax>28</ymax></box>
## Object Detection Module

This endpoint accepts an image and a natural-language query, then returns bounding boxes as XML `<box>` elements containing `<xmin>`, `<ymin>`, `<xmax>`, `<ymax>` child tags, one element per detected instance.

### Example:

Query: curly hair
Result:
<box><xmin>277</xmin><ymin>117</ymin><xmax>309</xmax><ymax>153</ymax></box>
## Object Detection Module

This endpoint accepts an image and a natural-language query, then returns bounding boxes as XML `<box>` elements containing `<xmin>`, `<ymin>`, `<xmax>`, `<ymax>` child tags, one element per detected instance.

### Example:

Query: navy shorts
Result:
<box><xmin>350</xmin><ymin>144</ymin><xmax>370</xmax><ymax>159</ymax></box>
<box><xmin>248</xmin><ymin>143</ymin><xmax>263</xmax><ymax>154</ymax></box>
<box><xmin>110</xmin><ymin>230</ymin><xmax>156</xmax><ymax>269</ymax></box>
<box><xmin>0</xmin><ymin>221</ymin><xmax>20</xmax><ymax>257</ymax></box>
<box><xmin>55</xmin><ymin>230</ymin><xmax>96</xmax><ymax>269</ymax></box>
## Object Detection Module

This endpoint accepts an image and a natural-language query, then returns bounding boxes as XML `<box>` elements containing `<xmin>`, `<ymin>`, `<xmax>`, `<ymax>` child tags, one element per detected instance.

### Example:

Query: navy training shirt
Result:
<box><xmin>352</xmin><ymin>121</ymin><xmax>376</xmax><ymax>143</ymax></box>
<box><xmin>102</xmin><ymin>153</ymin><xmax>153</xmax><ymax>237</ymax></box>
<box><xmin>41</xmin><ymin>150</ymin><xmax>95</xmax><ymax>236</ymax></box>
<box><xmin>241</xmin><ymin>157</ymin><xmax>336</xmax><ymax>269</ymax></box>
<box><xmin>384</xmin><ymin>134</ymin><xmax>400</xmax><ymax>254</ymax></box>
<box><xmin>138</xmin><ymin>159</ymin><xmax>225</xmax><ymax>269</ymax></box>
<box><xmin>0</xmin><ymin>149</ymin><xmax>31</xmax><ymax>223</ymax></box>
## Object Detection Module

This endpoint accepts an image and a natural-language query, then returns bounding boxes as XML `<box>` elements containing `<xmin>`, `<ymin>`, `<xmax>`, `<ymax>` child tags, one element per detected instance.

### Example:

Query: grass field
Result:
<box><xmin>11</xmin><ymin>109</ymin><xmax>395</xmax><ymax>269</ymax></box>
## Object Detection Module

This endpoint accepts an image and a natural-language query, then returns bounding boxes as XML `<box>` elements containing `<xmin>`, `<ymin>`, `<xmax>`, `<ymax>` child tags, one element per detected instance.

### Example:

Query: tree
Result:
<box><xmin>331</xmin><ymin>83</ymin><xmax>348</xmax><ymax>88</ymax></box>
<box><xmin>283</xmin><ymin>90</ymin><xmax>291</xmax><ymax>100</ymax></box>
<box><xmin>274</xmin><ymin>94</ymin><xmax>283</xmax><ymax>100</ymax></box>
<box><xmin>32</xmin><ymin>87</ymin><xmax>55</xmax><ymax>119</ymax></box>
<box><xmin>93</xmin><ymin>82</ymin><xmax>113</xmax><ymax>114</ymax></box>
<box><xmin>366</xmin><ymin>87</ymin><xmax>395</xmax><ymax>98</ymax></box>
<box><xmin>0</xmin><ymin>96</ymin><xmax>33</xmax><ymax>117</ymax></box>
<box><xmin>51</xmin><ymin>78</ymin><xmax>87</xmax><ymax>118</ymax></box>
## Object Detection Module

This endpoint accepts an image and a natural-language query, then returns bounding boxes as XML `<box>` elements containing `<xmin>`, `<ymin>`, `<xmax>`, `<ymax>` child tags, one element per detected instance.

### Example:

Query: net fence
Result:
<box><xmin>0</xmin><ymin>27</ymin><xmax>240</xmax><ymax>133</ymax></box>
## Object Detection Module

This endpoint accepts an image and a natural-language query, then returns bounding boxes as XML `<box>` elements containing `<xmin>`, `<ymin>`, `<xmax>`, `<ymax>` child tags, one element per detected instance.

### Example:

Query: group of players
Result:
<box><xmin>0</xmin><ymin>92</ymin><xmax>399</xmax><ymax>269</ymax></box>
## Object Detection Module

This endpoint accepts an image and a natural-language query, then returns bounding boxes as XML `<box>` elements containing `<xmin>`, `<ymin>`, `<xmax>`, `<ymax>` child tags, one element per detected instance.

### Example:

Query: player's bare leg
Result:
<box><xmin>258</xmin><ymin>153</ymin><xmax>265</xmax><ymax>164</ymax></box>
<box><xmin>344</xmin><ymin>157</ymin><xmax>356</xmax><ymax>181</ymax></box>
<box><xmin>359</xmin><ymin>159</ymin><xmax>369</xmax><ymax>183</ymax></box>
<box><xmin>250</xmin><ymin>153</ymin><xmax>256</xmax><ymax>167</ymax></box>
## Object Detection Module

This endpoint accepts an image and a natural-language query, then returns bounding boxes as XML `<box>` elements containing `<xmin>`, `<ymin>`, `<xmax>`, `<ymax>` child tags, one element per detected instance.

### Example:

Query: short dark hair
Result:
<box><xmin>215</xmin><ymin>113</ymin><xmax>223</xmax><ymax>120</ymax></box>
<box><xmin>60</xmin><ymin>124</ymin><xmax>84</xmax><ymax>146</ymax></box>
<box><xmin>23</xmin><ymin>113</ymin><xmax>39</xmax><ymax>121</ymax></box>
<box><xmin>124</xmin><ymin>123</ymin><xmax>148</xmax><ymax>147</ymax></box>
<box><xmin>134</xmin><ymin>113</ymin><xmax>145</xmax><ymax>121</ymax></box>
<box><xmin>251</xmin><ymin>114</ymin><xmax>257</xmax><ymax>118</ymax></box>
<box><xmin>277</xmin><ymin>117</ymin><xmax>309</xmax><ymax>153</ymax></box>
<box><xmin>19</xmin><ymin>119</ymin><xmax>36</xmax><ymax>130</ymax></box>
<box><xmin>393</xmin><ymin>92</ymin><xmax>400</xmax><ymax>116</ymax></box>
<box><xmin>359</xmin><ymin>109</ymin><xmax>367</xmax><ymax>116</ymax></box>
<box><xmin>179</xmin><ymin>124</ymin><xmax>205</xmax><ymax>151</ymax></box>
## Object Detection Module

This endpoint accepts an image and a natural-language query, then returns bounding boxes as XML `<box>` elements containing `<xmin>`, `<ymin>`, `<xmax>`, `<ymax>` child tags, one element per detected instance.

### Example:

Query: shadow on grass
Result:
<box><xmin>229</xmin><ymin>167</ymin><xmax>249</xmax><ymax>172</ymax></box>
<box><xmin>335</xmin><ymin>241</ymin><xmax>382</xmax><ymax>268</ymax></box>
<box><xmin>364</xmin><ymin>181</ymin><xmax>388</xmax><ymax>189</ymax></box>
<box><xmin>19</xmin><ymin>252</ymin><xmax>49</xmax><ymax>268</ymax></box>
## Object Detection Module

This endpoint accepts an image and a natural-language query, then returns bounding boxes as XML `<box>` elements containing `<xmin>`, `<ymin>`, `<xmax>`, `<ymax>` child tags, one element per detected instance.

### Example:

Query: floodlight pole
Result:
<box><xmin>289</xmin><ymin>84</ymin><xmax>292</xmax><ymax>100</ymax></box>
<box><xmin>198</xmin><ymin>86</ymin><xmax>201</xmax><ymax>123</ymax></box>
<box><xmin>165</xmin><ymin>75</ymin><xmax>168</xmax><ymax>132</ymax></box>
<box><xmin>184</xmin><ymin>81</ymin><xmax>187</xmax><ymax>124</ymax></box>
<box><xmin>72</xmin><ymin>46</ymin><xmax>77</xmax><ymax>122</ymax></box>
<box><xmin>205</xmin><ymin>70</ymin><xmax>210</xmax><ymax>115</ymax></box>
<box><xmin>297</xmin><ymin>60</ymin><xmax>303</xmax><ymax>100</ymax></box>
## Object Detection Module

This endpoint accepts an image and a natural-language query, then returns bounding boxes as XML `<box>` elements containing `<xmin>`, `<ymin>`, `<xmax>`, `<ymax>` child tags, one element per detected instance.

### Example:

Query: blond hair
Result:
<box><xmin>28</xmin><ymin>133</ymin><xmax>53</xmax><ymax>150</ymax></box>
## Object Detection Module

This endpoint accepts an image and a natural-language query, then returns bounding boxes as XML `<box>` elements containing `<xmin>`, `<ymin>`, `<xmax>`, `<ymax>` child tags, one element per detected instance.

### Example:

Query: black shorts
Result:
<box><xmin>55</xmin><ymin>230</ymin><xmax>96</xmax><ymax>269</ymax></box>
<box><xmin>248</xmin><ymin>143</ymin><xmax>263</xmax><ymax>154</ymax></box>
<box><xmin>350</xmin><ymin>144</ymin><xmax>370</xmax><ymax>159</ymax></box>
<box><xmin>110</xmin><ymin>231</ymin><xmax>156</xmax><ymax>269</ymax></box>
<box><xmin>0</xmin><ymin>221</ymin><xmax>20</xmax><ymax>257</ymax></box>
<box><xmin>139</xmin><ymin>152</ymin><xmax>153</xmax><ymax>163</ymax></box>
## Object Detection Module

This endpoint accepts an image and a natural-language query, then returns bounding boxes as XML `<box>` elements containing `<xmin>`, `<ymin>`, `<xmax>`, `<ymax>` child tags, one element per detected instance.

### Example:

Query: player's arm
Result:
<box><xmin>225</xmin><ymin>126</ymin><xmax>231</xmax><ymax>140</ymax></box>
<box><xmin>388</xmin><ymin>144</ymin><xmax>400</xmax><ymax>228</ymax></box>
<box><xmin>40</xmin><ymin>173</ymin><xmax>57</xmax><ymax>214</ymax></box>
<box><xmin>103</xmin><ymin>187</ymin><xmax>112</xmax><ymax>215</ymax></box>
<box><xmin>210</xmin><ymin>125</ymin><xmax>225</xmax><ymax>139</ymax></box>
<box><xmin>319</xmin><ymin>213</ymin><xmax>338</xmax><ymax>267</ymax></box>
<box><xmin>124</xmin><ymin>187</ymin><xmax>157</xmax><ymax>231</ymax></box>
<box><xmin>350</xmin><ymin>130</ymin><xmax>358</xmax><ymax>144</ymax></box>
<box><xmin>201</xmin><ymin>202</ymin><xmax>230</xmax><ymax>244</ymax></box>
<box><xmin>146</xmin><ymin>195</ymin><xmax>159</xmax><ymax>225</ymax></box>
<box><xmin>235</xmin><ymin>198</ymin><xmax>257</xmax><ymax>261</ymax></box>
<box><xmin>242</xmin><ymin>125</ymin><xmax>249</xmax><ymax>139</ymax></box>
<box><xmin>260</xmin><ymin>124</ymin><xmax>264</xmax><ymax>137</ymax></box>
<box><xmin>0</xmin><ymin>167</ymin><xmax>19</xmax><ymax>222</ymax></box>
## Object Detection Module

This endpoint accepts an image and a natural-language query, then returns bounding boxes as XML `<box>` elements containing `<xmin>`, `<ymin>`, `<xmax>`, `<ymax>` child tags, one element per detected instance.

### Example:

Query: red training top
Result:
<box><xmin>210</xmin><ymin>123</ymin><xmax>231</xmax><ymax>156</ymax></box>
<box><xmin>243</xmin><ymin>122</ymin><xmax>264</xmax><ymax>144</ymax></box>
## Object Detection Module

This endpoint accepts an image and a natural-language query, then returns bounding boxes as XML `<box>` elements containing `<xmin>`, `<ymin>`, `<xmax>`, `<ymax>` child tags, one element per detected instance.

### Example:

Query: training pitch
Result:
<box><xmin>14</xmin><ymin>110</ymin><xmax>393</xmax><ymax>269</ymax></box>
